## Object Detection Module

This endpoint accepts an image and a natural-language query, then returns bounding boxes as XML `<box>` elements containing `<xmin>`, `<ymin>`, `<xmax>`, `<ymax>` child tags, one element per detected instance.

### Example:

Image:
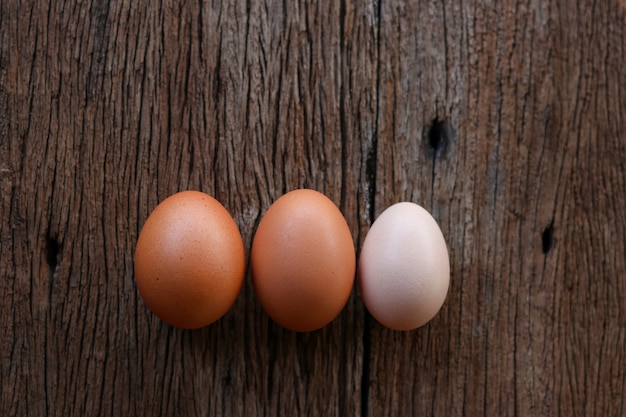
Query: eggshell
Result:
<box><xmin>134</xmin><ymin>191</ymin><xmax>245</xmax><ymax>329</ymax></box>
<box><xmin>358</xmin><ymin>202</ymin><xmax>449</xmax><ymax>330</ymax></box>
<box><xmin>250</xmin><ymin>189</ymin><xmax>356</xmax><ymax>332</ymax></box>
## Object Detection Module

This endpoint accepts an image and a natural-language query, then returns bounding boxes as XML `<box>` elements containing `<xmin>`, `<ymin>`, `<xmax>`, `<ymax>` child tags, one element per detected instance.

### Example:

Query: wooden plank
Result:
<box><xmin>0</xmin><ymin>1</ymin><xmax>375</xmax><ymax>415</ymax></box>
<box><xmin>1</xmin><ymin>0</ymin><xmax>625</xmax><ymax>416</ymax></box>
<box><xmin>369</xmin><ymin>0</ymin><xmax>626</xmax><ymax>416</ymax></box>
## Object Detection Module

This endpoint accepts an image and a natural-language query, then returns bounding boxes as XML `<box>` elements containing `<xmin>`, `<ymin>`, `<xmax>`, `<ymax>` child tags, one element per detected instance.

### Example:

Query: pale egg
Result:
<box><xmin>358</xmin><ymin>202</ymin><xmax>450</xmax><ymax>330</ymax></box>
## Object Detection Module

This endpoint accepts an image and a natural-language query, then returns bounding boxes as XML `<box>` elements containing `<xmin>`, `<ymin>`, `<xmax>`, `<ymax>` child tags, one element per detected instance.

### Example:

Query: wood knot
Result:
<box><xmin>46</xmin><ymin>234</ymin><xmax>60</xmax><ymax>276</ymax></box>
<box><xmin>541</xmin><ymin>221</ymin><xmax>555</xmax><ymax>254</ymax></box>
<box><xmin>424</xmin><ymin>118</ymin><xmax>452</xmax><ymax>157</ymax></box>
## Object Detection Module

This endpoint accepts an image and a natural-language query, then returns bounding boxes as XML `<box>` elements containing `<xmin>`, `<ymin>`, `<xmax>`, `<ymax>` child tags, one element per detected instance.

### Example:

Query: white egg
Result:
<box><xmin>358</xmin><ymin>202</ymin><xmax>450</xmax><ymax>330</ymax></box>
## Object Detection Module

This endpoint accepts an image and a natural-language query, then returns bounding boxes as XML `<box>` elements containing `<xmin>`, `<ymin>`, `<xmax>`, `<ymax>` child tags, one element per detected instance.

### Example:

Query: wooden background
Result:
<box><xmin>1</xmin><ymin>0</ymin><xmax>625</xmax><ymax>415</ymax></box>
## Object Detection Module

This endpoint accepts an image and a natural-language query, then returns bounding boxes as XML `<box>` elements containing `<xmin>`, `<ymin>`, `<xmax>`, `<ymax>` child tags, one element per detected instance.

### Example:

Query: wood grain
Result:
<box><xmin>370</xmin><ymin>1</ymin><xmax>626</xmax><ymax>416</ymax></box>
<box><xmin>1</xmin><ymin>0</ymin><xmax>624</xmax><ymax>416</ymax></box>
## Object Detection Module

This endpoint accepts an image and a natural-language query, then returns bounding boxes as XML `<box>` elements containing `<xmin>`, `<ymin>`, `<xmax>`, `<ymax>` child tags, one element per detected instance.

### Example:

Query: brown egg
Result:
<box><xmin>134</xmin><ymin>191</ymin><xmax>245</xmax><ymax>329</ymax></box>
<box><xmin>251</xmin><ymin>189</ymin><xmax>356</xmax><ymax>332</ymax></box>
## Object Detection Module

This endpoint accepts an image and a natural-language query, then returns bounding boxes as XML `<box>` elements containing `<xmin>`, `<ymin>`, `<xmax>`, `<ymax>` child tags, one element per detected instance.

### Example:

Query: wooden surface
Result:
<box><xmin>1</xmin><ymin>0</ymin><xmax>625</xmax><ymax>416</ymax></box>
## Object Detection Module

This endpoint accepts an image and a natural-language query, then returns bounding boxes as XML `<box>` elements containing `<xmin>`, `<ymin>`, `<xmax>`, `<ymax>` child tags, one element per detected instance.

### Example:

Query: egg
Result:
<box><xmin>358</xmin><ymin>202</ymin><xmax>450</xmax><ymax>330</ymax></box>
<box><xmin>250</xmin><ymin>189</ymin><xmax>356</xmax><ymax>332</ymax></box>
<box><xmin>134</xmin><ymin>191</ymin><xmax>245</xmax><ymax>329</ymax></box>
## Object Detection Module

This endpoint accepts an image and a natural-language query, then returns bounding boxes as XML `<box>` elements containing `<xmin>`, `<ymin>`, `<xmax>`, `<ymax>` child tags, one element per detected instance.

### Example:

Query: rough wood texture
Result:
<box><xmin>1</xmin><ymin>0</ymin><xmax>624</xmax><ymax>416</ymax></box>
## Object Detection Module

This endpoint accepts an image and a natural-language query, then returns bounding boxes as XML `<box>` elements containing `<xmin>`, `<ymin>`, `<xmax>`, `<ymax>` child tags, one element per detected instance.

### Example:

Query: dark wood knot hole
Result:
<box><xmin>46</xmin><ymin>234</ymin><xmax>60</xmax><ymax>276</ymax></box>
<box><xmin>425</xmin><ymin>118</ymin><xmax>451</xmax><ymax>156</ymax></box>
<box><xmin>542</xmin><ymin>222</ymin><xmax>555</xmax><ymax>254</ymax></box>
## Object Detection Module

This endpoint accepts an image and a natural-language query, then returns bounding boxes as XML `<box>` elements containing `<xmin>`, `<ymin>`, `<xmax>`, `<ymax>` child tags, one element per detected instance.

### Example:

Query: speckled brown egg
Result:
<box><xmin>250</xmin><ymin>189</ymin><xmax>356</xmax><ymax>332</ymax></box>
<box><xmin>134</xmin><ymin>191</ymin><xmax>245</xmax><ymax>329</ymax></box>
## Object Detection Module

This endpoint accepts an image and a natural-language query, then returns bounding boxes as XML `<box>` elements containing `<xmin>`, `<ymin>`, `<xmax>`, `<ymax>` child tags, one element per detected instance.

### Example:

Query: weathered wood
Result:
<box><xmin>369</xmin><ymin>1</ymin><xmax>626</xmax><ymax>416</ymax></box>
<box><xmin>1</xmin><ymin>0</ymin><xmax>625</xmax><ymax>416</ymax></box>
